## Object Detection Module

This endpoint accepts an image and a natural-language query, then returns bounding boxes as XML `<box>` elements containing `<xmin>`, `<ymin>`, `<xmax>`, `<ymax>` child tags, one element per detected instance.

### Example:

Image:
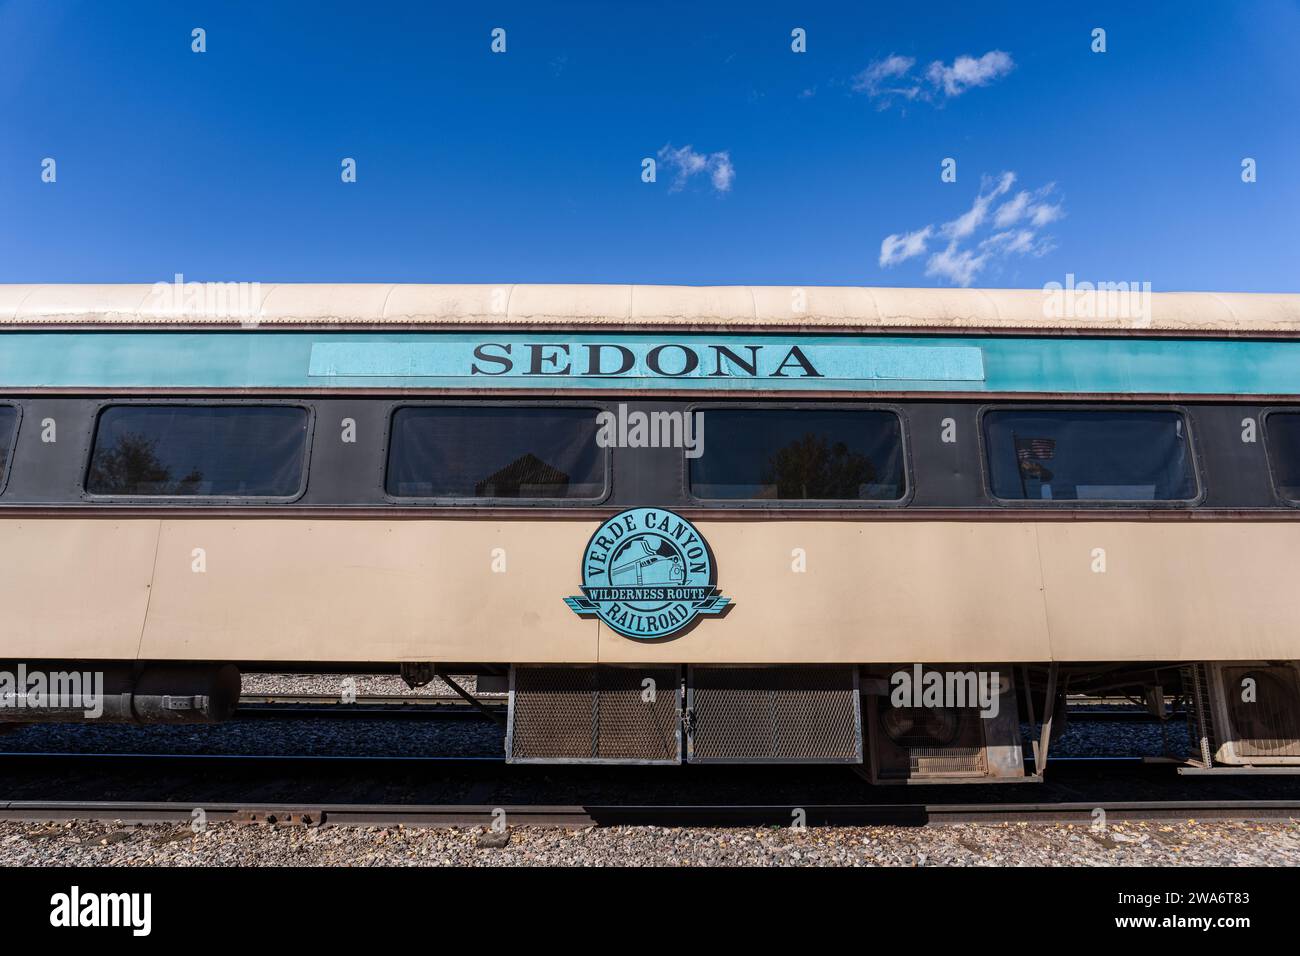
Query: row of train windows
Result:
<box><xmin>1</xmin><ymin>404</ymin><xmax>1300</xmax><ymax>503</ymax></box>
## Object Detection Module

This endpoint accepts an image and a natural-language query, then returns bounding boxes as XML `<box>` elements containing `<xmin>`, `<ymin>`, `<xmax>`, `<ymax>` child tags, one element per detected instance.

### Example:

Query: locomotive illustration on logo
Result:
<box><xmin>565</xmin><ymin>507</ymin><xmax>730</xmax><ymax>640</ymax></box>
<box><xmin>609</xmin><ymin>536</ymin><xmax>686</xmax><ymax>587</ymax></box>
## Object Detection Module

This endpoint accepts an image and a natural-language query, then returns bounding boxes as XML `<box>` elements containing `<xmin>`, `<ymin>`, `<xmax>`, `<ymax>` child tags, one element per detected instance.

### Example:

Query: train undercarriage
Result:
<box><xmin>2</xmin><ymin>659</ymin><xmax>1298</xmax><ymax>783</ymax></box>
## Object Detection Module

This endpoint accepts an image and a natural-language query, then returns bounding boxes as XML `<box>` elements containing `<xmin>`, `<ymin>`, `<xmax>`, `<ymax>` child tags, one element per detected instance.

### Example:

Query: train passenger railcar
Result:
<box><xmin>2</xmin><ymin>283</ymin><xmax>1300</xmax><ymax>782</ymax></box>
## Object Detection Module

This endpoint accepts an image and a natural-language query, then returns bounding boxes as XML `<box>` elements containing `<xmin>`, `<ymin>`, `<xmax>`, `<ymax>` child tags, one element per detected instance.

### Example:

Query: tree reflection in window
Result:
<box><xmin>689</xmin><ymin>408</ymin><xmax>905</xmax><ymax>501</ymax></box>
<box><xmin>86</xmin><ymin>405</ymin><xmax>308</xmax><ymax>496</ymax></box>
<box><xmin>761</xmin><ymin>434</ymin><xmax>876</xmax><ymax>500</ymax></box>
<box><xmin>88</xmin><ymin>431</ymin><xmax>203</xmax><ymax>495</ymax></box>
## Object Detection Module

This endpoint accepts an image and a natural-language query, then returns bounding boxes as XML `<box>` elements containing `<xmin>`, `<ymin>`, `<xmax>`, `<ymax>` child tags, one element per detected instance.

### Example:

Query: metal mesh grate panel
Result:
<box><xmin>688</xmin><ymin>666</ymin><xmax>862</xmax><ymax>763</ymax></box>
<box><xmin>594</xmin><ymin>667</ymin><xmax>681</xmax><ymax>762</ymax></box>
<box><xmin>508</xmin><ymin>667</ymin><xmax>598</xmax><ymax>761</ymax></box>
<box><xmin>507</xmin><ymin>666</ymin><xmax>680</xmax><ymax>763</ymax></box>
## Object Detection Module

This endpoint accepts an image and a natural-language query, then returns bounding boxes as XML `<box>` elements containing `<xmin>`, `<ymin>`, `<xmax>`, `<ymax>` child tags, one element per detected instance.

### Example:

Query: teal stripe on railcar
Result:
<box><xmin>0</xmin><ymin>330</ymin><xmax>1299</xmax><ymax>394</ymax></box>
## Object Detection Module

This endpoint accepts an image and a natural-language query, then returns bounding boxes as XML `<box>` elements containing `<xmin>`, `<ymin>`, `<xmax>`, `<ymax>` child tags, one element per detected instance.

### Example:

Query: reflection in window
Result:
<box><xmin>689</xmin><ymin>409</ymin><xmax>905</xmax><ymax>500</ymax></box>
<box><xmin>983</xmin><ymin>409</ymin><xmax>1195</xmax><ymax>502</ymax></box>
<box><xmin>88</xmin><ymin>406</ymin><xmax>308</xmax><ymax>496</ymax></box>
<box><xmin>386</xmin><ymin>406</ymin><xmax>604</xmax><ymax>499</ymax></box>
<box><xmin>1266</xmin><ymin>412</ymin><xmax>1300</xmax><ymax>501</ymax></box>
<box><xmin>0</xmin><ymin>406</ymin><xmax>16</xmax><ymax>485</ymax></box>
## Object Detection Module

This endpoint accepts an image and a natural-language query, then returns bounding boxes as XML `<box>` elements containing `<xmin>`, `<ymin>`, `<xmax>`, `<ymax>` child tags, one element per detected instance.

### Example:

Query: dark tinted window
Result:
<box><xmin>984</xmin><ymin>409</ymin><xmax>1195</xmax><ymax>502</ymax></box>
<box><xmin>88</xmin><ymin>406</ymin><xmax>309</xmax><ymax>496</ymax></box>
<box><xmin>387</xmin><ymin>406</ymin><xmax>605</xmax><ymax>499</ymax></box>
<box><xmin>0</xmin><ymin>406</ymin><xmax>16</xmax><ymax>484</ymax></box>
<box><xmin>1266</xmin><ymin>412</ymin><xmax>1300</xmax><ymax>501</ymax></box>
<box><xmin>689</xmin><ymin>408</ymin><xmax>906</xmax><ymax>501</ymax></box>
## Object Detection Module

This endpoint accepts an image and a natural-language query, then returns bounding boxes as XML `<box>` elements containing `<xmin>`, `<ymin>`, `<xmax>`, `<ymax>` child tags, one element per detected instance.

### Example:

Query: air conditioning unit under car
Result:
<box><xmin>1198</xmin><ymin>662</ymin><xmax>1300</xmax><ymax>766</ymax></box>
<box><xmin>864</xmin><ymin>666</ymin><xmax>1026</xmax><ymax>784</ymax></box>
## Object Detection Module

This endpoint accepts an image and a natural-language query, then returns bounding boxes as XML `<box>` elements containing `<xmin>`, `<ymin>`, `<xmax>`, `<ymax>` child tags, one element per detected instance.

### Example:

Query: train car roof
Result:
<box><xmin>2</xmin><ymin>283</ymin><xmax>1299</xmax><ymax>335</ymax></box>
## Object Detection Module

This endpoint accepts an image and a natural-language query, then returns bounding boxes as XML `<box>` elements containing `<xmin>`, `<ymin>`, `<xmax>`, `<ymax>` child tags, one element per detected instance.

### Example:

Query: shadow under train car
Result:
<box><xmin>5</xmin><ymin>660</ymin><xmax>1300</xmax><ymax>783</ymax></box>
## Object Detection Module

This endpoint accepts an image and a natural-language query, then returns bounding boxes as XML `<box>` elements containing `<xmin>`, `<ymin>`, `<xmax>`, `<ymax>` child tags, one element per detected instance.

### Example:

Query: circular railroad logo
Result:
<box><xmin>564</xmin><ymin>507</ymin><xmax>730</xmax><ymax>640</ymax></box>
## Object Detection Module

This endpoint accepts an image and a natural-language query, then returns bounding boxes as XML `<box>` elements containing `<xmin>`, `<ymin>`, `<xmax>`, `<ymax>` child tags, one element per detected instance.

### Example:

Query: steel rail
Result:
<box><xmin>0</xmin><ymin>751</ymin><xmax>1166</xmax><ymax>770</ymax></box>
<box><xmin>0</xmin><ymin>752</ymin><xmax>503</xmax><ymax>768</ymax></box>
<box><xmin>238</xmin><ymin>694</ymin><xmax>505</xmax><ymax>707</ymax></box>
<box><xmin>0</xmin><ymin>752</ymin><xmax>1194</xmax><ymax>774</ymax></box>
<box><xmin>0</xmin><ymin>799</ymin><xmax>1297</xmax><ymax>828</ymax></box>
<box><xmin>232</xmin><ymin>695</ymin><xmax>1175</xmax><ymax>725</ymax></box>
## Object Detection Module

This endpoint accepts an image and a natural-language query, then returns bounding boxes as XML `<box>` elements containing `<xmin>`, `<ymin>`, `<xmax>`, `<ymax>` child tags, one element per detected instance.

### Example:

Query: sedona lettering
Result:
<box><xmin>471</xmin><ymin>342</ymin><xmax>821</xmax><ymax>378</ymax></box>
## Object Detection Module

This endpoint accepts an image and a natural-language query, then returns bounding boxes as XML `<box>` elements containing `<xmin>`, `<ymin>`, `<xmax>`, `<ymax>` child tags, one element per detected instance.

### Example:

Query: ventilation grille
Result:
<box><xmin>1217</xmin><ymin>665</ymin><xmax>1300</xmax><ymax>758</ymax></box>
<box><xmin>873</xmin><ymin>701</ymin><xmax>987</xmax><ymax>778</ymax></box>
<box><xmin>506</xmin><ymin>666</ymin><xmax>680</xmax><ymax>764</ymax></box>
<box><xmin>687</xmin><ymin>666</ymin><xmax>862</xmax><ymax>763</ymax></box>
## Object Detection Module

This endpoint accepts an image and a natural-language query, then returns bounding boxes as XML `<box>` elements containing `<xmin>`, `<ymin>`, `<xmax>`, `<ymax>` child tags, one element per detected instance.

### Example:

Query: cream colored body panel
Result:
<box><xmin>596</xmin><ymin>521</ymin><xmax>1052</xmax><ymax>663</ymax></box>
<box><xmin>136</xmin><ymin>520</ymin><xmax>598</xmax><ymax>662</ymax></box>
<box><xmin>2</xmin><ymin>516</ymin><xmax>1299</xmax><ymax>664</ymax></box>
<box><xmin>1034</xmin><ymin>522</ymin><xmax>1299</xmax><ymax>661</ymax></box>
<box><xmin>0</xmin><ymin>519</ymin><xmax>160</xmax><ymax>659</ymax></box>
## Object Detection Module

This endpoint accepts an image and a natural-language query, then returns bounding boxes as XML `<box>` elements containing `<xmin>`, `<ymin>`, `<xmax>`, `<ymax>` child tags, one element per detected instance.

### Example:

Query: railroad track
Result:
<box><xmin>233</xmin><ymin>694</ymin><xmax>1176</xmax><ymax>723</ymax></box>
<box><xmin>1</xmin><ymin>752</ymin><xmax>1292</xmax><ymax>828</ymax></box>
<box><xmin>0</xmin><ymin>751</ymin><xmax>1162</xmax><ymax>769</ymax></box>
<box><xmin>0</xmin><ymin>752</ymin><xmax>501</xmax><ymax>769</ymax></box>
<box><xmin>0</xmin><ymin>798</ymin><xmax>1296</xmax><ymax>828</ymax></box>
<box><xmin>235</xmin><ymin>694</ymin><xmax>507</xmax><ymax>721</ymax></box>
<box><xmin>239</xmin><ymin>694</ymin><xmax>506</xmax><ymax>707</ymax></box>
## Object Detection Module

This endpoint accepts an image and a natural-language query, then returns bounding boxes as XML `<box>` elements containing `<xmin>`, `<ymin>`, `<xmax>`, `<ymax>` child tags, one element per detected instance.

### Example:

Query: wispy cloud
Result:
<box><xmin>926</xmin><ymin>51</ymin><xmax>1014</xmax><ymax>97</ymax></box>
<box><xmin>658</xmin><ymin>144</ymin><xmax>734</xmax><ymax>194</ymax></box>
<box><xmin>851</xmin><ymin>54</ymin><xmax>921</xmax><ymax>104</ymax></box>
<box><xmin>878</xmin><ymin>172</ymin><xmax>1064</xmax><ymax>286</ymax></box>
<box><xmin>853</xmin><ymin>49</ymin><xmax>1014</xmax><ymax>110</ymax></box>
<box><xmin>879</xmin><ymin>225</ymin><xmax>933</xmax><ymax>268</ymax></box>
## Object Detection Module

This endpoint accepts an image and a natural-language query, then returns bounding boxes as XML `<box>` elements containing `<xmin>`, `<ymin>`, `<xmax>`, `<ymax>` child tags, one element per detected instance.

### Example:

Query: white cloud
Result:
<box><xmin>993</xmin><ymin>183</ymin><xmax>1062</xmax><ymax>230</ymax></box>
<box><xmin>658</xmin><ymin>143</ymin><xmax>734</xmax><ymax>194</ymax></box>
<box><xmin>942</xmin><ymin>172</ymin><xmax>1015</xmax><ymax>241</ymax></box>
<box><xmin>1029</xmin><ymin>201</ymin><xmax>1063</xmax><ymax>227</ymax></box>
<box><xmin>853</xmin><ymin>49</ymin><xmax>1014</xmax><ymax>110</ymax></box>
<box><xmin>992</xmin><ymin>191</ymin><xmax>1030</xmax><ymax>229</ymax></box>
<box><xmin>879</xmin><ymin>225</ymin><xmax>933</xmax><ymax>267</ymax></box>
<box><xmin>709</xmin><ymin>152</ymin><xmax>735</xmax><ymax>192</ymax></box>
<box><xmin>925</xmin><ymin>51</ymin><xmax>1014</xmax><ymax>97</ymax></box>
<box><xmin>878</xmin><ymin>173</ymin><xmax>1064</xmax><ymax>286</ymax></box>
<box><xmin>980</xmin><ymin>229</ymin><xmax>1042</xmax><ymax>256</ymax></box>
<box><xmin>926</xmin><ymin>245</ymin><xmax>989</xmax><ymax>287</ymax></box>
<box><xmin>851</xmin><ymin>55</ymin><xmax>922</xmax><ymax>108</ymax></box>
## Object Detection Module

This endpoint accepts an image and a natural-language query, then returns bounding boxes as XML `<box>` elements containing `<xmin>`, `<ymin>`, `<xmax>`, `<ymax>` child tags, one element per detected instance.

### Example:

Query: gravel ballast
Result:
<box><xmin>4</xmin><ymin>819</ymin><xmax>1298</xmax><ymax>867</ymax></box>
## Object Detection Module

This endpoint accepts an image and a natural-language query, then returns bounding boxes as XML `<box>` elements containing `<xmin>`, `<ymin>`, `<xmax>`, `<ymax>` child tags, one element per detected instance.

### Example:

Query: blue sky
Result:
<box><xmin>1</xmin><ymin>0</ymin><xmax>1296</xmax><ymax>291</ymax></box>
